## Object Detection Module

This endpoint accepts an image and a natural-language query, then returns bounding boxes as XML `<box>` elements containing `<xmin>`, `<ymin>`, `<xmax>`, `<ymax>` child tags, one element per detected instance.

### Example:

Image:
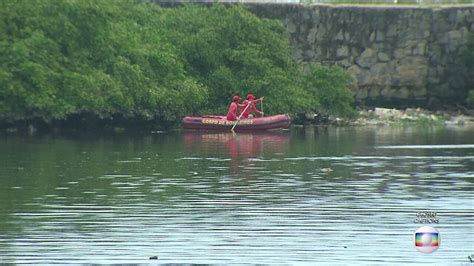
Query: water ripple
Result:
<box><xmin>1</xmin><ymin>129</ymin><xmax>473</xmax><ymax>264</ymax></box>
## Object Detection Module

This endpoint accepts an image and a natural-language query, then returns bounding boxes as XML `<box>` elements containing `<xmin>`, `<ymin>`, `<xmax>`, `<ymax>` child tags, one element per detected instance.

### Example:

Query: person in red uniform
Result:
<box><xmin>226</xmin><ymin>95</ymin><xmax>244</xmax><ymax>121</ymax></box>
<box><xmin>240</xmin><ymin>93</ymin><xmax>264</xmax><ymax>119</ymax></box>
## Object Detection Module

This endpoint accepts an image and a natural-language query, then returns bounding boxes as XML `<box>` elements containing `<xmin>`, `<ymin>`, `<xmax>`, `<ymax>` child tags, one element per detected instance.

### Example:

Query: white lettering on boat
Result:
<box><xmin>202</xmin><ymin>119</ymin><xmax>254</xmax><ymax>125</ymax></box>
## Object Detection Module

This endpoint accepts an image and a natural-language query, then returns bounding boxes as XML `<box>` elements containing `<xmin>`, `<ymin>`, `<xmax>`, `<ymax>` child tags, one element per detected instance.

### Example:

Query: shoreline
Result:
<box><xmin>1</xmin><ymin>107</ymin><xmax>474</xmax><ymax>135</ymax></box>
<box><xmin>295</xmin><ymin>107</ymin><xmax>474</xmax><ymax>128</ymax></box>
<box><xmin>355</xmin><ymin>107</ymin><xmax>474</xmax><ymax>127</ymax></box>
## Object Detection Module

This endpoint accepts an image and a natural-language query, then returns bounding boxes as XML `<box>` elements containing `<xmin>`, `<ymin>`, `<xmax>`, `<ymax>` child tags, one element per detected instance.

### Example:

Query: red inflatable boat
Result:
<box><xmin>181</xmin><ymin>114</ymin><xmax>291</xmax><ymax>131</ymax></box>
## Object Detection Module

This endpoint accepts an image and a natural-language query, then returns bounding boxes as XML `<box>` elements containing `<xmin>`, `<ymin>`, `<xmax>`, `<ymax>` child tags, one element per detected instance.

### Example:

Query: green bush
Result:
<box><xmin>464</xmin><ymin>34</ymin><xmax>474</xmax><ymax>108</ymax></box>
<box><xmin>0</xmin><ymin>0</ymin><xmax>355</xmax><ymax>126</ymax></box>
<box><xmin>465</xmin><ymin>33</ymin><xmax>474</xmax><ymax>69</ymax></box>
<box><xmin>301</xmin><ymin>64</ymin><xmax>355</xmax><ymax>117</ymax></box>
<box><xmin>467</xmin><ymin>90</ymin><xmax>474</xmax><ymax>108</ymax></box>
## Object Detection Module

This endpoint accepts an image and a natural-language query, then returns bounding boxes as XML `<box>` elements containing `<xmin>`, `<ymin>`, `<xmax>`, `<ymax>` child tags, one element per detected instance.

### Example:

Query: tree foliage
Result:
<box><xmin>464</xmin><ymin>33</ymin><xmax>474</xmax><ymax>108</ymax></box>
<box><xmin>301</xmin><ymin>64</ymin><xmax>356</xmax><ymax>117</ymax></box>
<box><xmin>0</xmin><ymin>0</ymin><xmax>355</xmax><ymax>126</ymax></box>
<box><xmin>467</xmin><ymin>90</ymin><xmax>474</xmax><ymax>108</ymax></box>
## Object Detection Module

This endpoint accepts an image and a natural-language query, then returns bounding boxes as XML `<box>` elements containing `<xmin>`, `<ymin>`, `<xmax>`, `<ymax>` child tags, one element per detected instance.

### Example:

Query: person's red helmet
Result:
<box><xmin>233</xmin><ymin>95</ymin><xmax>241</xmax><ymax>102</ymax></box>
<box><xmin>246</xmin><ymin>94</ymin><xmax>255</xmax><ymax>100</ymax></box>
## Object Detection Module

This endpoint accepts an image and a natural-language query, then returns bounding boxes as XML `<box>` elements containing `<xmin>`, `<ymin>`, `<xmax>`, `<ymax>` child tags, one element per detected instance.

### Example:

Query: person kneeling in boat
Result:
<box><xmin>240</xmin><ymin>94</ymin><xmax>264</xmax><ymax>118</ymax></box>
<box><xmin>226</xmin><ymin>95</ymin><xmax>245</xmax><ymax>121</ymax></box>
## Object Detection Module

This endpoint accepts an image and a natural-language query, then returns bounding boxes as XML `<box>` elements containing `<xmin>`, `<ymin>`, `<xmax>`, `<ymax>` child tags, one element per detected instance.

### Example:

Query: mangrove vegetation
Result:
<box><xmin>0</xmin><ymin>0</ymin><xmax>355</xmax><ymax>130</ymax></box>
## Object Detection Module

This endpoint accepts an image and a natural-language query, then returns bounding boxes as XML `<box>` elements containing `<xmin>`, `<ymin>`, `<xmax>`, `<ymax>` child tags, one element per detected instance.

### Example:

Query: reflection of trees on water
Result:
<box><xmin>0</xmin><ymin>127</ymin><xmax>473</xmax><ymax>246</ymax></box>
<box><xmin>0</xmin><ymin>132</ymin><xmax>291</xmax><ymax>236</ymax></box>
<box><xmin>0</xmin><ymin>133</ymin><xmax>191</xmax><ymax>237</ymax></box>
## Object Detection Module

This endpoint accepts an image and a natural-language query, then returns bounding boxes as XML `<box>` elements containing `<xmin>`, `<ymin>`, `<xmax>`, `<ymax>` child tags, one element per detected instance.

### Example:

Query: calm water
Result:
<box><xmin>0</xmin><ymin>126</ymin><xmax>473</xmax><ymax>264</ymax></box>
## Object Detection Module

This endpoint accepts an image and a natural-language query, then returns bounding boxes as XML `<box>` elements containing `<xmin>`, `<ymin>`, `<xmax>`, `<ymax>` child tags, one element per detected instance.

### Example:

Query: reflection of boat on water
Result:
<box><xmin>181</xmin><ymin>114</ymin><xmax>291</xmax><ymax>131</ymax></box>
<box><xmin>183</xmin><ymin>131</ymin><xmax>290</xmax><ymax>156</ymax></box>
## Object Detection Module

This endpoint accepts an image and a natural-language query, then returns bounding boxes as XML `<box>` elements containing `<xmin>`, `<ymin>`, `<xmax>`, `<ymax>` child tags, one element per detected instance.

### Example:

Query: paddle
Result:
<box><xmin>231</xmin><ymin>102</ymin><xmax>252</xmax><ymax>132</ymax></box>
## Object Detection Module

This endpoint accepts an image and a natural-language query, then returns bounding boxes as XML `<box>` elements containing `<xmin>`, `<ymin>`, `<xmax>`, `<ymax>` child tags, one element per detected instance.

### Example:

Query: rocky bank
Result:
<box><xmin>300</xmin><ymin>107</ymin><xmax>474</xmax><ymax>127</ymax></box>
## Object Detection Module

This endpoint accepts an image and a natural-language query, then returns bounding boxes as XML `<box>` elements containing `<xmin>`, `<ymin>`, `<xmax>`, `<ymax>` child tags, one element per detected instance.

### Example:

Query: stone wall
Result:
<box><xmin>155</xmin><ymin>1</ymin><xmax>474</xmax><ymax>107</ymax></box>
<box><xmin>247</xmin><ymin>4</ymin><xmax>474</xmax><ymax>107</ymax></box>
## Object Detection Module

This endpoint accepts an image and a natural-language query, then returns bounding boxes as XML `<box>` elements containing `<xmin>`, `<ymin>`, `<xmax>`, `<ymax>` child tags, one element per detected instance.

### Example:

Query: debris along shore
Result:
<box><xmin>300</xmin><ymin>107</ymin><xmax>474</xmax><ymax>127</ymax></box>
